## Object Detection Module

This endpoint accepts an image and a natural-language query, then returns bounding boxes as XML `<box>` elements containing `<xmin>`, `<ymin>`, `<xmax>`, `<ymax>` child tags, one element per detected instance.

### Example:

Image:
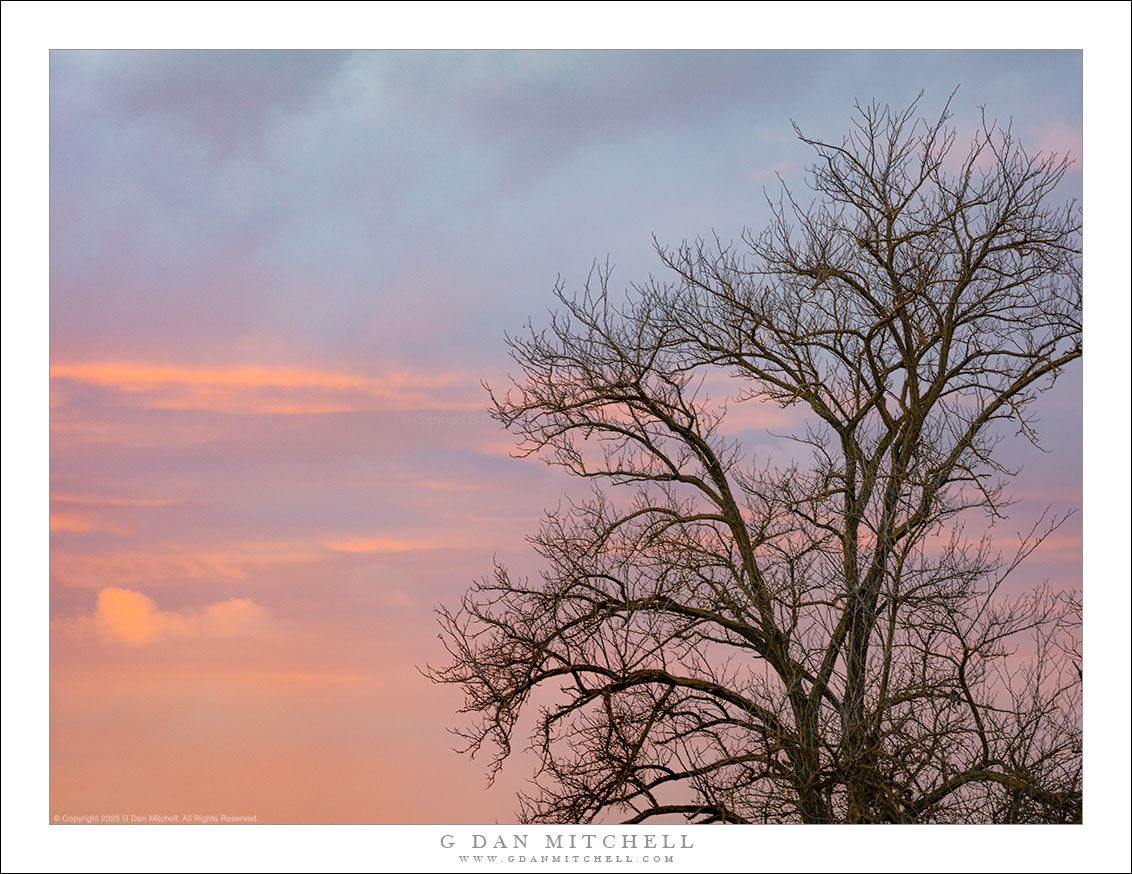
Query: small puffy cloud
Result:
<box><xmin>95</xmin><ymin>587</ymin><xmax>266</xmax><ymax>645</ymax></box>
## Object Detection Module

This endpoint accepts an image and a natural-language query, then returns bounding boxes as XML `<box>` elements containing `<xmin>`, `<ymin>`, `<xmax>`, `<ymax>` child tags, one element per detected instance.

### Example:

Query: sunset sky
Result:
<box><xmin>44</xmin><ymin>49</ymin><xmax>1089</xmax><ymax>825</ymax></box>
<box><xmin>0</xmin><ymin>1</ymin><xmax>1122</xmax><ymax>869</ymax></box>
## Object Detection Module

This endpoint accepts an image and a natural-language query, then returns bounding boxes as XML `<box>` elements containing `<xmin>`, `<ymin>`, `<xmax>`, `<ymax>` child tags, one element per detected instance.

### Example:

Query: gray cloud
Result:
<box><xmin>51</xmin><ymin>50</ymin><xmax>1082</xmax><ymax>371</ymax></box>
<box><xmin>53</xmin><ymin>50</ymin><xmax>349</xmax><ymax>158</ymax></box>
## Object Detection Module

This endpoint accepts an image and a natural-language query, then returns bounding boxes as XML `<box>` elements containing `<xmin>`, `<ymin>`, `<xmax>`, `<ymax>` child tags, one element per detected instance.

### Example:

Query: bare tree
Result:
<box><xmin>429</xmin><ymin>95</ymin><xmax>1082</xmax><ymax>824</ymax></box>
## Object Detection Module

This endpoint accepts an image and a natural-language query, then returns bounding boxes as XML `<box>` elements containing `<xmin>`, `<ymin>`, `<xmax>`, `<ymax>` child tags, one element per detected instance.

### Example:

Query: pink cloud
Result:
<box><xmin>746</xmin><ymin>160</ymin><xmax>795</xmax><ymax>182</ymax></box>
<box><xmin>1025</xmin><ymin>119</ymin><xmax>1082</xmax><ymax>162</ymax></box>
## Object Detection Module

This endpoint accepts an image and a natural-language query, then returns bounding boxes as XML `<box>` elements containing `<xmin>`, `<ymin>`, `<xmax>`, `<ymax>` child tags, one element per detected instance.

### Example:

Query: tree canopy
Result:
<box><xmin>429</xmin><ymin>95</ymin><xmax>1082</xmax><ymax>824</ymax></box>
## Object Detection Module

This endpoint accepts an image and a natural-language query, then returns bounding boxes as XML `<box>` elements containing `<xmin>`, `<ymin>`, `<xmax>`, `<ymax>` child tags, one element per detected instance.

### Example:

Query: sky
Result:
<box><xmin>41</xmin><ymin>48</ymin><xmax>1092</xmax><ymax>826</ymax></box>
<box><xmin>0</xmin><ymin>9</ymin><xmax>1124</xmax><ymax>867</ymax></box>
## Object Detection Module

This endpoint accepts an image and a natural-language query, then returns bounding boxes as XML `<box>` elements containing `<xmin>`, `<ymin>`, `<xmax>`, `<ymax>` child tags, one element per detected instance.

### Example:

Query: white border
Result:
<box><xmin>3</xmin><ymin>3</ymin><xmax>1129</xmax><ymax>872</ymax></box>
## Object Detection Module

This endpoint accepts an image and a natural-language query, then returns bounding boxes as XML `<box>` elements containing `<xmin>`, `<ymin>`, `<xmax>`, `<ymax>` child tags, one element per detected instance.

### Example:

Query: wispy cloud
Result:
<box><xmin>50</xmin><ymin>361</ymin><xmax>484</xmax><ymax>414</ymax></box>
<box><xmin>49</xmin><ymin>512</ymin><xmax>129</xmax><ymax>534</ymax></box>
<box><xmin>52</xmin><ymin>494</ymin><xmax>175</xmax><ymax>507</ymax></box>
<box><xmin>50</xmin><ymin>542</ymin><xmax>327</xmax><ymax>589</ymax></box>
<box><xmin>324</xmin><ymin>534</ymin><xmax>466</xmax><ymax>554</ymax></box>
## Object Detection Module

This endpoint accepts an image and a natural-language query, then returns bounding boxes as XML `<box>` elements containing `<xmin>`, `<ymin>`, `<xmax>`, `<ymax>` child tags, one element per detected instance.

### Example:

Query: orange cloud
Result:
<box><xmin>324</xmin><ymin>536</ymin><xmax>437</xmax><ymax>554</ymax></box>
<box><xmin>50</xmin><ymin>361</ymin><xmax>486</xmax><ymax>414</ymax></box>
<box><xmin>323</xmin><ymin>534</ymin><xmax>482</xmax><ymax>555</ymax></box>
<box><xmin>253</xmin><ymin>671</ymin><xmax>378</xmax><ymax>686</ymax></box>
<box><xmin>49</xmin><ymin>512</ymin><xmax>128</xmax><ymax>534</ymax></box>
<box><xmin>94</xmin><ymin>587</ymin><xmax>266</xmax><ymax>645</ymax></box>
<box><xmin>50</xmin><ymin>495</ymin><xmax>173</xmax><ymax>534</ymax></box>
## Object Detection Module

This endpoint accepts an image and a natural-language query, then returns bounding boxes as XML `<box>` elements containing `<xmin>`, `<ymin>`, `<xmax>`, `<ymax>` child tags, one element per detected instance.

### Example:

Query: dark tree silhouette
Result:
<box><xmin>429</xmin><ymin>95</ymin><xmax>1082</xmax><ymax>824</ymax></box>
